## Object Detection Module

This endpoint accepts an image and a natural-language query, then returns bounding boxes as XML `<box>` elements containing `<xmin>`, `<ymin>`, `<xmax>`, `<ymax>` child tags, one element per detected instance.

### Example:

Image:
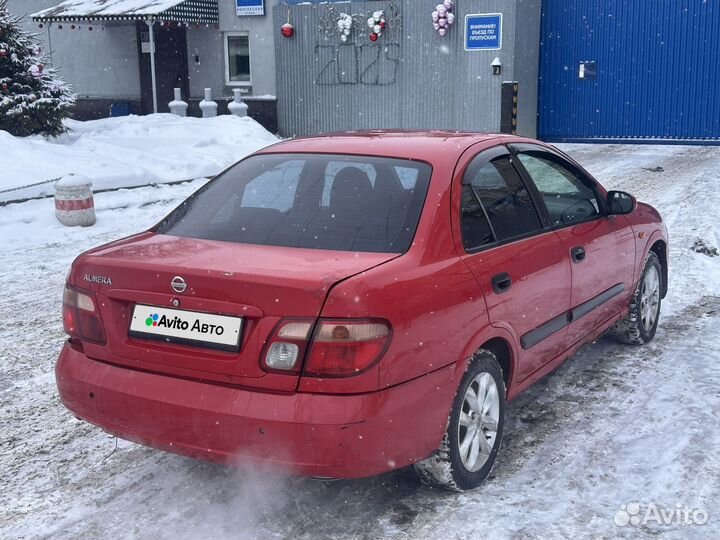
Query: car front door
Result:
<box><xmin>510</xmin><ymin>144</ymin><xmax>636</xmax><ymax>349</ymax></box>
<box><xmin>456</xmin><ymin>145</ymin><xmax>573</xmax><ymax>382</ymax></box>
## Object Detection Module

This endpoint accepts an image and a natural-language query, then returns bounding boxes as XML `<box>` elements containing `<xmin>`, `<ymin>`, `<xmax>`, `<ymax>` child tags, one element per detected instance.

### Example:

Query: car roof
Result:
<box><xmin>256</xmin><ymin>130</ymin><xmax>525</xmax><ymax>163</ymax></box>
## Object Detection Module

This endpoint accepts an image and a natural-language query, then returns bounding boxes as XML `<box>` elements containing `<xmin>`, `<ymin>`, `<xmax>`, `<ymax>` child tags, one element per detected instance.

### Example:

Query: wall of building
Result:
<box><xmin>512</xmin><ymin>0</ymin><xmax>541</xmax><ymax>137</ymax></box>
<box><xmin>7</xmin><ymin>0</ymin><xmax>141</xmax><ymax>100</ymax></box>
<box><xmin>185</xmin><ymin>1</ymin><xmax>278</xmax><ymax>100</ymax></box>
<box><xmin>274</xmin><ymin>0</ymin><xmax>541</xmax><ymax>138</ymax></box>
<box><xmin>215</xmin><ymin>0</ymin><xmax>277</xmax><ymax>98</ymax></box>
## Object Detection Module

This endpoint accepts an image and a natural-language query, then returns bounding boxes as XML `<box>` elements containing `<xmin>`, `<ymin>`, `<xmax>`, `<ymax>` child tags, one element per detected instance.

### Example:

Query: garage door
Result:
<box><xmin>538</xmin><ymin>0</ymin><xmax>720</xmax><ymax>142</ymax></box>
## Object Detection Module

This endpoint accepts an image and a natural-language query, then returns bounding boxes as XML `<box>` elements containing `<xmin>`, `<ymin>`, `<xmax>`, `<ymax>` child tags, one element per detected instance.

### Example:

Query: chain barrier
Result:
<box><xmin>0</xmin><ymin>177</ymin><xmax>61</xmax><ymax>195</ymax></box>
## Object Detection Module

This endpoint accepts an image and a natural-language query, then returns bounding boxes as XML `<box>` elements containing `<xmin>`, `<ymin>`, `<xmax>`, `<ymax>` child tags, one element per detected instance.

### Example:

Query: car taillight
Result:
<box><xmin>262</xmin><ymin>320</ymin><xmax>314</xmax><ymax>373</ymax></box>
<box><xmin>261</xmin><ymin>318</ymin><xmax>391</xmax><ymax>377</ymax></box>
<box><xmin>63</xmin><ymin>285</ymin><xmax>106</xmax><ymax>344</ymax></box>
<box><xmin>305</xmin><ymin>320</ymin><xmax>390</xmax><ymax>377</ymax></box>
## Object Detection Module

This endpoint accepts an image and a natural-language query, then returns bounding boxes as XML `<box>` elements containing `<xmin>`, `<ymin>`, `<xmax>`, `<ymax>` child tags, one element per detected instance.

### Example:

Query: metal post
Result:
<box><xmin>47</xmin><ymin>23</ymin><xmax>53</xmax><ymax>65</ymax></box>
<box><xmin>146</xmin><ymin>19</ymin><xmax>158</xmax><ymax>114</ymax></box>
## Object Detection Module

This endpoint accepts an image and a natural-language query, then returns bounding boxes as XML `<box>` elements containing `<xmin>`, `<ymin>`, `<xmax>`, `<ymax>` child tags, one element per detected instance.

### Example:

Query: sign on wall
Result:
<box><xmin>236</xmin><ymin>0</ymin><xmax>264</xmax><ymax>16</ymax></box>
<box><xmin>465</xmin><ymin>13</ymin><xmax>503</xmax><ymax>51</ymax></box>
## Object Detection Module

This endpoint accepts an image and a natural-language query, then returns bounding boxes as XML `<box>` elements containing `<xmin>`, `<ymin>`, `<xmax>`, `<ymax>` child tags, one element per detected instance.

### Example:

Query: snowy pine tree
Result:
<box><xmin>0</xmin><ymin>0</ymin><xmax>75</xmax><ymax>137</ymax></box>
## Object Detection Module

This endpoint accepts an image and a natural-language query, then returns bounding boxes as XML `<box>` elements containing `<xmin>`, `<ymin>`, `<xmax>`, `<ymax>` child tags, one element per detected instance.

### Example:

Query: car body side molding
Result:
<box><xmin>521</xmin><ymin>283</ymin><xmax>625</xmax><ymax>350</ymax></box>
<box><xmin>570</xmin><ymin>283</ymin><xmax>626</xmax><ymax>322</ymax></box>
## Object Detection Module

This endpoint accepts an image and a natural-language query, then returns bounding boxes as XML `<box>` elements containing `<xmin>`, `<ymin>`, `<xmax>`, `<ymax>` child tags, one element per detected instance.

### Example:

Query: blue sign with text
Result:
<box><xmin>465</xmin><ymin>14</ymin><xmax>503</xmax><ymax>51</ymax></box>
<box><xmin>236</xmin><ymin>0</ymin><xmax>264</xmax><ymax>16</ymax></box>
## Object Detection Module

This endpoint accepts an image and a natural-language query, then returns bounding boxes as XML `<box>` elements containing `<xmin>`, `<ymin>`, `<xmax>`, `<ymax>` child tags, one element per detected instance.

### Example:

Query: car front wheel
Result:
<box><xmin>413</xmin><ymin>350</ymin><xmax>505</xmax><ymax>491</ymax></box>
<box><xmin>611</xmin><ymin>251</ymin><xmax>663</xmax><ymax>345</ymax></box>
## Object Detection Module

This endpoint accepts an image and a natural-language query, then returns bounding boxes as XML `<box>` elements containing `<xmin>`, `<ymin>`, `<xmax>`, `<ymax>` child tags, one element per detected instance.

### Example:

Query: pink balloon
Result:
<box><xmin>438</xmin><ymin>17</ymin><xmax>447</xmax><ymax>27</ymax></box>
<box><xmin>437</xmin><ymin>6</ymin><xmax>447</xmax><ymax>17</ymax></box>
<box><xmin>438</xmin><ymin>27</ymin><xmax>447</xmax><ymax>36</ymax></box>
<box><xmin>433</xmin><ymin>22</ymin><xmax>440</xmax><ymax>30</ymax></box>
<box><xmin>443</xmin><ymin>0</ymin><xmax>454</xmax><ymax>11</ymax></box>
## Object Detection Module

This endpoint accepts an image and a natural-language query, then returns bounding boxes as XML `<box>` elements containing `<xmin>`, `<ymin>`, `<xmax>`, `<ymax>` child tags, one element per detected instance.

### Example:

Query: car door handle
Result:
<box><xmin>571</xmin><ymin>246</ymin><xmax>586</xmax><ymax>263</ymax></box>
<box><xmin>491</xmin><ymin>273</ymin><xmax>512</xmax><ymax>294</ymax></box>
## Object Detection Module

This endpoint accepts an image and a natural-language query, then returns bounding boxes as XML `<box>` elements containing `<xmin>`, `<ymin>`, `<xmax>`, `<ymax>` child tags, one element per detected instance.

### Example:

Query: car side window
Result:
<box><xmin>517</xmin><ymin>152</ymin><xmax>600</xmax><ymax>226</ymax></box>
<box><xmin>462</xmin><ymin>155</ymin><xmax>543</xmax><ymax>250</ymax></box>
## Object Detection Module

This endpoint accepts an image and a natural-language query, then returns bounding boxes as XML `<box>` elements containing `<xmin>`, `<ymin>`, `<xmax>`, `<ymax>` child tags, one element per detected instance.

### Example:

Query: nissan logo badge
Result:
<box><xmin>171</xmin><ymin>276</ymin><xmax>187</xmax><ymax>294</ymax></box>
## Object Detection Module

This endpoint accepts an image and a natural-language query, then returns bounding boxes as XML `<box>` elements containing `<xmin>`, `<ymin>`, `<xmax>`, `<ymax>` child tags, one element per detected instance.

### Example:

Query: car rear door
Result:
<box><xmin>510</xmin><ymin>144</ymin><xmax>636</xmax><ymax>348</ymax></box>
<box><xmin>456</xmin><ymin>145</ymin><xmax>573</xmax><ymax>382</ymax></box>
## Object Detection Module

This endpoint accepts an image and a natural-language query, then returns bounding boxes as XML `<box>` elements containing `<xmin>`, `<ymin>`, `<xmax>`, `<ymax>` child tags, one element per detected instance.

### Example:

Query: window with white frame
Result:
<box><xmin>225</xmin><ymin>32</ymin><xmax>251</xmax><ymax>86</ymax></box>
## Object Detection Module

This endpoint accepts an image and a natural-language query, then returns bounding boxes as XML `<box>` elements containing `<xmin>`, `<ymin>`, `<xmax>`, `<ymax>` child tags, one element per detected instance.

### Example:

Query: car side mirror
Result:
<box><xmin>607</xmin><ymin>190</ymin><xmax>635</xmax><ymax>215</ymax></box>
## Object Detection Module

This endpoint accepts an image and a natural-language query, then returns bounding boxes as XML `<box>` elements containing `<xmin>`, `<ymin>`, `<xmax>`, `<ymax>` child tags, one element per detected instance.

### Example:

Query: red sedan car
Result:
<box><xmin>58</xmin><ymin>132</ymin><xmax>667</xmax><ymax>490</ymax></box>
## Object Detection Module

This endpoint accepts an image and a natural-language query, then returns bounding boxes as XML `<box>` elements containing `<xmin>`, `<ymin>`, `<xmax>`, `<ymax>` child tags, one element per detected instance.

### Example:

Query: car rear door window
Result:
<box><xmin>157</xmin><ymin>154</ymin><xmax>431</xmax><ymax>254</ymax></box>
<box><xmin>462</xmin><ymin>155</ymin><xmax>543</xmax><ymax>250</ymax></box>
<box><xmin>516</xmin><ymin>152</ymin><xmax>600</xmax><ymax>226</ymax></box>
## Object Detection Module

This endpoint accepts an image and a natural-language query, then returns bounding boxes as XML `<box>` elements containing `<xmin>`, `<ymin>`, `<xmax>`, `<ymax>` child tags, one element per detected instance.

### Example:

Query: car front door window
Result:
<box><xmin>516</xmin><ymin>152</ymin><xmax>600</xmax><ymax>226</ymax></box>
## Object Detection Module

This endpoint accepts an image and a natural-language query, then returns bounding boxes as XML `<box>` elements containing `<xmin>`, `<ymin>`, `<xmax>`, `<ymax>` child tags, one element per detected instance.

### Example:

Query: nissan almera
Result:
<box><xmin>58</xmin><ymin>132</ymin><xmax>667</xmax><ymax>490</ymax></box>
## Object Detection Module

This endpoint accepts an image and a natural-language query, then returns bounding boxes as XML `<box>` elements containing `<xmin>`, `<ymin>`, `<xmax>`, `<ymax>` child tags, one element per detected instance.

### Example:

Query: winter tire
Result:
<box><xmin>414</xmin><ymin>350</ymin><xmax>506</xmax><ymax>491</ymax></box>
<box><xmin>610</xmin><ymin>252</ymin><xmax>662</xmax><ymax>345</ymax></box>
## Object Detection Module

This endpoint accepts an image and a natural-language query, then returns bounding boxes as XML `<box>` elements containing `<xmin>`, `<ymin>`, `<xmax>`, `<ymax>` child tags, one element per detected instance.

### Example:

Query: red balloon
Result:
<box><xmin>281</xmin><ymin>23</ymin><xmax>294</xmax><ymax>38</ymax></box>
<box><xmin>370</xmin><ymin>32</ymin><xmax>378</xmax><ymax>41</ymax></box>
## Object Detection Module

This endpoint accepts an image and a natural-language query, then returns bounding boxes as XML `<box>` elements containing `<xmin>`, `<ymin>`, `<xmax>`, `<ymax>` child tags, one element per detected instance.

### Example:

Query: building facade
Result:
<box><xmin>7</xmin><ymin>0</ymin><xmax>719</xmax><ymax>142</ymax></box>
<box><xmin>9</xmin><ymin>0</ymin><xmax>278</xmax><ymax>130</ymax></box>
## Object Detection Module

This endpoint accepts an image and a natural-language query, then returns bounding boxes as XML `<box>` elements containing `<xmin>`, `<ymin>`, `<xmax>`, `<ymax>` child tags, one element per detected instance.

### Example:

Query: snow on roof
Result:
<box><xmin>31</xmin><ymin>0</ymin><xmax>219</xmax><ymax>23</ymax></box>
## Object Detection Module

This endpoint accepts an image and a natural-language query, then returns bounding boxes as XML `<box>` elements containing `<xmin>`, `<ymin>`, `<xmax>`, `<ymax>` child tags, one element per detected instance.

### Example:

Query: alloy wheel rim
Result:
<box><xmin>457</xmin><ymin>372</ymin><xmax>500</xmax><ymax>472</ymax></box>
<box><xmin>640</xmin><ymin>266</ymin><xmax>661</xmax><ymax>332</ymax></box>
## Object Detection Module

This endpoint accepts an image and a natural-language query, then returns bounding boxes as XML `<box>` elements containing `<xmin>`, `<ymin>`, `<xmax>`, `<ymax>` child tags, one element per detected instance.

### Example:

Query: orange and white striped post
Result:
<box><xmin>54</xmin><ymin>174</ymin><xmax>96</xmax><ymax>227</ymax></box>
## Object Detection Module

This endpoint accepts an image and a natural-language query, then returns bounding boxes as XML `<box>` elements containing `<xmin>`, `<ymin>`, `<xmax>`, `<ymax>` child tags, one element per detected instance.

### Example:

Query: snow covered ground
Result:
<box><xmin>0</xmin><ymin>114</ymin><xmax>279</xmax><ymax>203</ymax></box>
<box><xmin>1</xmin><ymin>143</ymin><xmax>719</xmax><ymax>539</ymax></box>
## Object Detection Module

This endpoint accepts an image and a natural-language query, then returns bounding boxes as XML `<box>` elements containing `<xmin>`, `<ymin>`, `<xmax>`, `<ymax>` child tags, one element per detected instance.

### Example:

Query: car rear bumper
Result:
<box><xmin>56</xmin><ymin>342</ymin><xmax>459</xmax><ymax>478</ymax></box>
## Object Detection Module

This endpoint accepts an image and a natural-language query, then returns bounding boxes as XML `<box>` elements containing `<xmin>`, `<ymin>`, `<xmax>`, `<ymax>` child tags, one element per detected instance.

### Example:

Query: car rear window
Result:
<box><xmin>156</xmin><ymin>153</ymin><xmax>432</xmax><ymax>253</ymax></box>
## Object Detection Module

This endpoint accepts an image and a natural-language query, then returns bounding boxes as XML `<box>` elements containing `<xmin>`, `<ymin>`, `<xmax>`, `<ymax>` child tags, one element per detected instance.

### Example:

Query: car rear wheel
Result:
<box><xmin>413</xmin><ymin>350</ymin><xmax>505</xmax><ymax>491</ymax></box>
<box><xmin>610</xmin><ymin>252</ymin><xmax>662</xmax><ymax>345</ymax></box>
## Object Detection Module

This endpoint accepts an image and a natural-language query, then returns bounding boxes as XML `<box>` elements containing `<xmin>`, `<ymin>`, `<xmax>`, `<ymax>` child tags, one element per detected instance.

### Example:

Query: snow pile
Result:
<box><xmin>0</xmin><ymin>113</ymin><xmax>279</xmax><ymax>202</ymax></box>
<box><xmin>55</xmin><ymin>173</ymin><xmax>91</xmax><ymax>188</ymax></box>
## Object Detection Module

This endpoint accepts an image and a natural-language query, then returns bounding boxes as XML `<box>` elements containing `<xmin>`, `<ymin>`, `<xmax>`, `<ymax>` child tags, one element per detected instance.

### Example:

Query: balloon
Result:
<box><xmin>280</xmin><ymin>23</ymin><xmax>294</xmax><ymax>38</ymax></box>
<box><xmin>443</xmin><ymin>0</ymin><xmax>454</xmax><ymax>10</ymax></box>
<box><xmin>432</xmin><ymin>11</ymin><xmax>439</xmax><ymax>22</ymax></box>
<box><xmin>433</xmin><ymin>22</ymin><xmax>440</xmax><ymax>30</ymax></box>
<box><xmin>439</xmin><ymin>27</ymin><xmax>447</xmax><ymax>36</ymax></box>
<box><xmin>447</xmin><ymin>12</ymin><xmax>455</xmax><ymax>24</ymax></box>
<box><xmin>437</xmin><ymin>6</ymin><xmax>447</xmax><ymax>17</ymax></box>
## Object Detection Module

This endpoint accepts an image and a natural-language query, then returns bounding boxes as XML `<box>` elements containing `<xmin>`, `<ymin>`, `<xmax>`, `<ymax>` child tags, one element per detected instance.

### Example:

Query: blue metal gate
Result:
<box><xmin>538</xmin><ymin>0</ymin><xmax>720</xmax><ymax>142</ymax></box>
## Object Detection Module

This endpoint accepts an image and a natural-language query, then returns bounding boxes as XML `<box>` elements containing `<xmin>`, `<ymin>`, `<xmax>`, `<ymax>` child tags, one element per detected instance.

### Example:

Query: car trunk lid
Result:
<box><xmin>70</xmin><ymin>233</ymin><xmax>398</xmax><ymax>390</ymax></box>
